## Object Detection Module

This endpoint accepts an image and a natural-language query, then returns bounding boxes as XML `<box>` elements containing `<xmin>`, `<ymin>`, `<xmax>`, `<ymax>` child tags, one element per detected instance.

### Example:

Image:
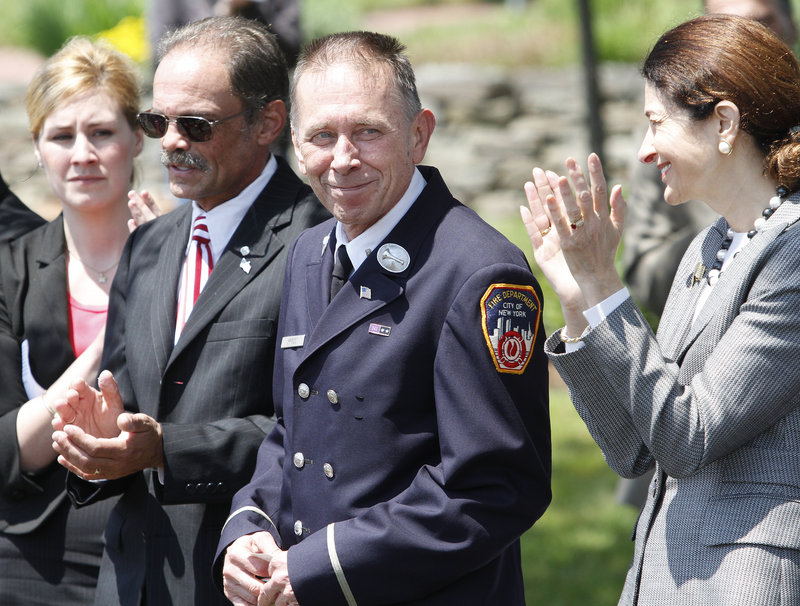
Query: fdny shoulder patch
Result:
<box><xmin>480</xmin><ymin>283</ymin><xmax>541</xmax><ymax>374</ymax></box>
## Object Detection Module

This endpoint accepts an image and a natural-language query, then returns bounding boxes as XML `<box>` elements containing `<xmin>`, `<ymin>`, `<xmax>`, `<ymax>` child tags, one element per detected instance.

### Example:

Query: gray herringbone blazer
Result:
<box><xmin>548</xmin><ymin>194</ymin><xmax>800</xmax><ymax>605</ymax></box>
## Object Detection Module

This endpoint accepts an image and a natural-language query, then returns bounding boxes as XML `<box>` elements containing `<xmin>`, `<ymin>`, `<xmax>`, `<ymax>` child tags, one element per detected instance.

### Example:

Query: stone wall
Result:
<box><xmin>417</xmin><ymin>62</ymin><xmax>644</xmax><ymax>221</ymax></box>
<box><xmin>0</xmin><ymin>59</ymin><xmax>646</xmax><ymax>222</ymax></box>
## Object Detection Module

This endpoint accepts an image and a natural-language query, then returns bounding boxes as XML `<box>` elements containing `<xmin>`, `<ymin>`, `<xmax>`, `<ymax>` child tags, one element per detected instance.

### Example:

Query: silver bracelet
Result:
<box><xmin>560</xmin><ymin>328</ymin><xmax>584</xmax><ymax>344</ymax></box>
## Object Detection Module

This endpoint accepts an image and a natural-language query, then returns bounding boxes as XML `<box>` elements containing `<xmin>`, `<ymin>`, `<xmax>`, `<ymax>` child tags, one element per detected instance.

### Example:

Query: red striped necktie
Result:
<box><xmin>175</xmin><ymin>214</ymin><xmax>213</xmax><ymax>342</ymax></box>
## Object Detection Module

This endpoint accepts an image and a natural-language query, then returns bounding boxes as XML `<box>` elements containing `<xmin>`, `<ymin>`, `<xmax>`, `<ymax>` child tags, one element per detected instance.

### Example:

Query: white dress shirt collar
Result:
<box><xmin>186</xmin><ymin>155</ymin><xmax>278</xmax><ymax>263</ymax></box>
<box><xmin>334</xmin><ymin>167</ymin><xmax>426</xmax><ymax>272</ymax></box>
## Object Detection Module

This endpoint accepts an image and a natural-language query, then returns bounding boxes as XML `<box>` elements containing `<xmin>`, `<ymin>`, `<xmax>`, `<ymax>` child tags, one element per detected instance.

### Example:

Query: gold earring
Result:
<box><xmin>718</xmin><ymin>140</ymin><xmax>733</xmax><ymax>156</ymax></box>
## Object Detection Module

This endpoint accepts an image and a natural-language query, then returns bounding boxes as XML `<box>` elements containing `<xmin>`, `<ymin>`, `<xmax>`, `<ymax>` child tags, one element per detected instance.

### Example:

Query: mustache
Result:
<box><xmin>160</xmin><ymin>150</ymin><xmax>209</xmax><ymax>172</ymax></box>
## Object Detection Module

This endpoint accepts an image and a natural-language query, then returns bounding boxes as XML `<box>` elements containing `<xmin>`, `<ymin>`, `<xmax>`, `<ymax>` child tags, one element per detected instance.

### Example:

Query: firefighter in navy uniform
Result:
<box><xmin>216</xmin><ymin>31</ymin><xmax>551</xmax><ymax>606</ymax></box>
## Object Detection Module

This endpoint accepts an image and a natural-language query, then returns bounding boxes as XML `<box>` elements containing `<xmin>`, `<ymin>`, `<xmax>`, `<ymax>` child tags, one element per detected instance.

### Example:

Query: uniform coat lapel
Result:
<box><xmin>302</xmin><ymin>230</ymin><xmax>332</xmax><ymax>332</ymax></box>
<box><xmin>301</xmin><ymin>240</ymin><xmax>404</xmax><ymax>361</ymax></box>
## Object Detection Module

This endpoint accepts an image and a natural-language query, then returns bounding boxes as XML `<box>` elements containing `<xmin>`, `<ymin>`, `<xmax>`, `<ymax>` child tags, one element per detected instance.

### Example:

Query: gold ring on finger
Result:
<box><xmin>570</xmin><ymin>217</ymin><xmax>585</xmax><ymax>230</ymax></box>
<box><xmin>540</xmin><ymin>226</ymin><xmax>552</xmax><ymax>236</ymax></box>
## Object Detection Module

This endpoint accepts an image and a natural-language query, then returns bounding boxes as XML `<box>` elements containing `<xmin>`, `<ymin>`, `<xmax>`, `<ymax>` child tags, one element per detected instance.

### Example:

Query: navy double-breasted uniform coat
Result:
<box><xmin>216</xmin><ymin>166</ymin><xmax>551</xmax><ymax>605</ymax></box>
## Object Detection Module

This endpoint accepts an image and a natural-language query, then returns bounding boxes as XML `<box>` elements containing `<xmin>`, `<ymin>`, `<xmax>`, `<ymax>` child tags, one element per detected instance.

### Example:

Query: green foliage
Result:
<box><xmin>301</xmin><ymin>0</ymin><xmax>704</xmax><ymax>66</ymax></box>
<box><xmin>591</xmin><ymin>0</ymin><xmax>702</xmax><ymax>63</ymax></box>
<box><xmin>303</xmin><ymin>0</ymin><xmax>800</xmax><ymax>66</ymax></box>
<box><xmin>389</xmin><ymin>5</ymin><xmax>579</xmax><ymax>67</ymax></box>
<box><xmin>0</xmin><ymin>0</ymin><xmax>144</xmax><ymax>57</ymax></box>
<box><xmin>300</xmin><ymin>0</ymin><xmax>362</xmax><ymax>42</ymax></box>
<box><xmin>6</xmin><ymin>0</ymin><xmax>799</xmax><ymax>67</ymax></box>
<box><xmin>522</xmin><ymin>388</ymin><xmax>638</xmax><ymax>604</ymax></box>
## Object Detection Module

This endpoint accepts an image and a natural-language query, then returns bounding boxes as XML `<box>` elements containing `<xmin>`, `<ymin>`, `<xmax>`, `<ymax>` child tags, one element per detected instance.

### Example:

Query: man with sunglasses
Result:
<box><xmin>51</xmin><ymin>16</ymin><xmax>327</xmax><ymax>606</ymax></box>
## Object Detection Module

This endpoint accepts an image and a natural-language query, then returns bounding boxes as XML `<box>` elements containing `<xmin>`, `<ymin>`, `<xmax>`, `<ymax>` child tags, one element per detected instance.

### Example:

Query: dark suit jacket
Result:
<box><xmin>0</xmin><ymin>217</ymin><xmax>116</xmax><ymax>603</ymax></box>
<box><xmin>0</xmin><ymin>172</ymin><xmax>45</xmax><ymax>242</ymax></box>
<box><xmin>217</xmin><ymin>166</ymin><xmax>552</xmax><ymax>605</ymax></box>
<box><xmin>67</xmin><ymin>158</ymin><xmax>328</xmax><ymax>606</ymax></box>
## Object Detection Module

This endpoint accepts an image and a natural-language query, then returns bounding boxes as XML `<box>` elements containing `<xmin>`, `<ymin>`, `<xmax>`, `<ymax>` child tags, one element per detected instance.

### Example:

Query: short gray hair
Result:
<box><xmin>290</xmin><ymin>31</ymin><xmax>421</xmax><ymax>128</ymax></box>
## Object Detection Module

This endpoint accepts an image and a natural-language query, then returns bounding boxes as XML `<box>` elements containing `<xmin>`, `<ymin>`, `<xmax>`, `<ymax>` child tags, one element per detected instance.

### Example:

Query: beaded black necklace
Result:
<box><xmin>706</xmin><ymin>185</ymin><xmax>788</xmax><ymax>286</ymax></box>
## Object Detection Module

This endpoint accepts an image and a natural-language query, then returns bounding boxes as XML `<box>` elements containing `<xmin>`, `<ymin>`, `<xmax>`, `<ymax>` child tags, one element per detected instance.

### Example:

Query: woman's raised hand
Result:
<box><xmin>522</xmin><ymin>153</ymin><xmax>626</xmax><ymax>310</ymax></box>
<box><xmin>521</xmin><ymin>169</ymin><xmax>583</xmax><ymax>308</ymax></box>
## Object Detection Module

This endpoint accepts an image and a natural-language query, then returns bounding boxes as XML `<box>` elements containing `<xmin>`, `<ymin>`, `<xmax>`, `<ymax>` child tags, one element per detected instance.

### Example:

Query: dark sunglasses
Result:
<box><xmin>136</xmin><ymin>109</ymin><xmax>246</xmax><ymax>142</ymax></box>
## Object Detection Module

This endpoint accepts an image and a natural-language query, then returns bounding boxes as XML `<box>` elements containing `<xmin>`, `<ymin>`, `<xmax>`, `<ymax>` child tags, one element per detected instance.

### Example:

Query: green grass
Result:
<box><xmin>1</xmin><ymin>0</ymin><xmax>144</xmax><ymax>57</ymax></box>
<box><xmin>592</xmin><ymin>0</ymin><xmax>702</xmax><ymax>63</ymax></box>
<box><xmin>303</xmin><ymin>0</ymin><xmax>705</xmax><ymax>66</ymax></box>
<box><xmin>522</xmin><ymin>387</ymin><xmax>638</xmax><ymax>605</ymax></box>
<box><xmin>5</xmin><ymin>0</ymin><xmax>800</xmax><ymax>67</ymax></box>
<box><xmin>368</xmin><ymin>4</ymin><xmax>582</xmax><ymax>67</ymax></box>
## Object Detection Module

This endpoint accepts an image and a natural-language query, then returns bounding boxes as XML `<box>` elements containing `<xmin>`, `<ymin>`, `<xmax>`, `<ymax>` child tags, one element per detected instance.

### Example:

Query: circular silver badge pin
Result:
<box><xmin>377</xmin><ymin>243</ymin><xmax>410</xmax><ymax>273</ymax></box>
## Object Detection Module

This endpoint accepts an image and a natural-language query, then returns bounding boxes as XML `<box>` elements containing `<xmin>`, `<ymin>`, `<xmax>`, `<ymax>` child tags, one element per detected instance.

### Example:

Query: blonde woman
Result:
<box><xmin>0</xmin><ymin>37</ymin><xmax>144</xmax><ymax>603</ymax></box>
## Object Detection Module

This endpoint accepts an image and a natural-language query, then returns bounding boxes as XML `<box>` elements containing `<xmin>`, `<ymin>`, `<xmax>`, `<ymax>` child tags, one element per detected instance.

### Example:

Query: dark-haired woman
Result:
<box><xmin>522</xmin><ymin>14</ymin><xmax>800</xmax><ymax>605</ymax></box>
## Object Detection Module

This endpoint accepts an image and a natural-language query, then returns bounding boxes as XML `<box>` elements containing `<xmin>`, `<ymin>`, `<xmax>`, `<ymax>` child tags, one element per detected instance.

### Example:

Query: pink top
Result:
<box><xmin>68</xmin><ymin>295</ymin><xmax>107</xmax><ymax>357</ymax></box>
